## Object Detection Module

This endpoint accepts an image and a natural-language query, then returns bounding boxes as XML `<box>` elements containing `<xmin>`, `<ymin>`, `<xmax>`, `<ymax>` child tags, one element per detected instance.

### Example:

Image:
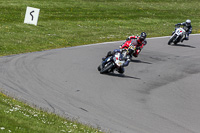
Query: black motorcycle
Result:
<box><xmin>98</xmin><ymin>49</ymin><xmax>127</xmax><ymax>74</ymax></box>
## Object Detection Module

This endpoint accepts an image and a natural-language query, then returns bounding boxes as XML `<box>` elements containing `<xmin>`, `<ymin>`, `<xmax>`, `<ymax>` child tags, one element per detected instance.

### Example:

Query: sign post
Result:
<box><xmin>24</xmin><ymin>7</ymin><xmax>40</xmax><ymax>26</ymax></box>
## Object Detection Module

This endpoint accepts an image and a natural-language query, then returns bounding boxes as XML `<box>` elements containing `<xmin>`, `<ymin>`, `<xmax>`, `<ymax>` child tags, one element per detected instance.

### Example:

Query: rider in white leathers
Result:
<box><xmin>175</xmin><ymin>19</ymin><xmax>192</xmax><ymax>42</ymax></box>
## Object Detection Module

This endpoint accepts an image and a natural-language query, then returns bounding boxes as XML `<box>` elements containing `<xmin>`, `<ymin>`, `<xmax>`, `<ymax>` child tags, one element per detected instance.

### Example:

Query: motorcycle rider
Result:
<box><xmin>119</xmin><ymin>32</ymin><xmax>147</xmax><ymax>58</ymax></box>
<box><xmin>101</xmin><ymin>49</ymin><xmax>130</xmax><ymax>74</ymax></box>
<box><xmin>175</xmin><ymin>19</ymin><xmax>192</xmax><ymax>42</ymax></box>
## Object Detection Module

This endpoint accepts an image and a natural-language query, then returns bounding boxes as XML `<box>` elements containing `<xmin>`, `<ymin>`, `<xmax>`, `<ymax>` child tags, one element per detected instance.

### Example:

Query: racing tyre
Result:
<box><xmin>174</xmin><ymin>36</ymin><xmax>181</xmax><ymax>45</ymax></box>
<box><xmin>168</xmin><ymin>35</ymin><xmax>177</xmax><ymax>45</ymax></box>
<box><xmin>97</xmin><ymin>65</ymin><xmax>101</xmax><ymax>71</ymax></box>
<box><xmin>100</xmin><ymin>63</ymin><xmax>114</xmax><ymax>74</ymax></box>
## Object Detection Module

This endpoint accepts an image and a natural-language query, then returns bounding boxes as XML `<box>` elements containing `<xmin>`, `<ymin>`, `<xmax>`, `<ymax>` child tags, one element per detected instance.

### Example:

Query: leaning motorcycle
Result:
<box><xmin>125</xmin><ymin>43</ymin><xmax>137</xmax><ymax>58</ymax></box>
<box><xmin>120</xmin><ymin>39</ymin><xmax>138</xmax><ymax>58</ymax></box>
<box><xmin>168</xmin><ymin>26</ymin><xmax>186</xmax><ymax>45</ymax></box>
<box><xmin>97</xmin><ymin>49</ymin><xmax>127</xmax><ymax>74</ymax></box>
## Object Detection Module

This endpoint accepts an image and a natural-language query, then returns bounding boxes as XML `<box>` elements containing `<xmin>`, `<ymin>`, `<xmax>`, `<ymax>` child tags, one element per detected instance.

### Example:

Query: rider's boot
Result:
<box><xmin>181</xmin><ymin>37</ymin><xmax>189</xmax><ymax>42</ymax></box>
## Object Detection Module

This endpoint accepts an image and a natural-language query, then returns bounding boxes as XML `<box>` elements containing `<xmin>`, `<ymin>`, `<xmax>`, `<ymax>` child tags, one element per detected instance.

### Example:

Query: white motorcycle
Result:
<box><xmin>168</xmin><ymin>26</ymin><xmax>186</xmax><ymax>45</ymax></box>
<box><xmin>98</xmin><ymin>49</ymin><xmax>127</xmax><ymax>74</ymax></box>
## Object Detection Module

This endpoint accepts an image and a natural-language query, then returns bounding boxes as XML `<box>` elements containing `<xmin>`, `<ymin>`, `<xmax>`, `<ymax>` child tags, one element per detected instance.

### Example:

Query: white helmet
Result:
<box><xmin>186</xmin><ymin>19</ymin><xmax>191</xmax><ymax>26</ymax></box>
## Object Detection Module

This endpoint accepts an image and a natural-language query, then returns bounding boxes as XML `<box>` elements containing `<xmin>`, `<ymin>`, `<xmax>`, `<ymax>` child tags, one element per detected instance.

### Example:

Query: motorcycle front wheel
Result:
<box><xmin>97</xmin><ymin>65</ymin><xmax>101</xmax><ymax>71</ymax></box>
<box><xmin>168</xmin><ymin>34</ymin><xmax>177</xmax><ymax>45</ymax></box>
<box><xmin>174</xmin><ymin>35</ymin><xmax>182</xmax><ymax>45</ymax></box>
<box><xmin>100</xmin><ymin>63</ymin><xmax>114</xmax><ymax>74</ymax></box>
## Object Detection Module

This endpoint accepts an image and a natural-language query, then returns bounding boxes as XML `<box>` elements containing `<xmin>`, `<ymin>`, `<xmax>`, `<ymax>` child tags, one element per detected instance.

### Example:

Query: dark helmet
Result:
<box><xmin>139</xmin><ymin>32</ymin><xmax>147</xmax><ymax>41</ymax></box>
<box><xmin>186</xmin><ymin>19</ymin><xmax>191</xmax><ymax>26</ymax></box>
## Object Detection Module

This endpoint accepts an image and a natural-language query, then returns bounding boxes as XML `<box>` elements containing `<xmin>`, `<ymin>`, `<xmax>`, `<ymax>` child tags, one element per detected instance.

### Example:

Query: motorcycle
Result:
<box><xmin>168</xmin><ymin>25</ymin><xmax>186</xmax><ymax>45</ymax></box>
<box><xmin>97</xmin><ymin>49</ymin><xmax>128</xmax><ymax>74</ymax></box>
<box><xmin>120</xmin><ymin>39</ymin><xmax>139</xmax><ymax>58</ymax></box>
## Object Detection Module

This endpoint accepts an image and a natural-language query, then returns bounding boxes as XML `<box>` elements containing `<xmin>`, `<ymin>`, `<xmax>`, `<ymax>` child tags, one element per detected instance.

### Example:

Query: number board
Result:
<box><xmin>24</xmin><ymin>7</ymin><xmax>40</xmax><ymax>26</ymax></box>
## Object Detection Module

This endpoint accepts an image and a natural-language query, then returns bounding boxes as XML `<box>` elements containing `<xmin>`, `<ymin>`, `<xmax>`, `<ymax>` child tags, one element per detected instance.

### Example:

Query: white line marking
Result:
<box><xmin>2</xmin><ymin>34</ymin><xmax>199</xmax><ymax>57</ymax></box>
<box><xmin>67</xmin><ymin>33</ymin><xmax>200</xmax><ymax>48</ymax></box>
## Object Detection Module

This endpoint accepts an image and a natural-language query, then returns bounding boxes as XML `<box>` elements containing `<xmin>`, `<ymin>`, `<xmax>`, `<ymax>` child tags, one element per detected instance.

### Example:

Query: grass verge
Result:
<box><xmin>0</xmin><ymin>92</ymin><xmax>103</xmax><ymax>133</ymax></box>
<box><xmin>0</xmin><ymin>0</ymin><xmax>200</xmax><ymax>56</ymax></box>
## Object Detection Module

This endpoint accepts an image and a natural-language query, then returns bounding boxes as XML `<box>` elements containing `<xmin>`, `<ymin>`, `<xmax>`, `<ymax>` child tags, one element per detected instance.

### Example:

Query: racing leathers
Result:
<box><xmin>102</xmin><ymin>49</ymin><xmax>130</xmax><ymax>74</ymax></box>
<box><xmin>120</xmin><ymin>35</ymin><xmax>147</xmax><ymax>58</ymax></box>
<box><xmin>175</xmin><ymin>22</ymin><xmax>192</xmax><ymax>41</ymax></box>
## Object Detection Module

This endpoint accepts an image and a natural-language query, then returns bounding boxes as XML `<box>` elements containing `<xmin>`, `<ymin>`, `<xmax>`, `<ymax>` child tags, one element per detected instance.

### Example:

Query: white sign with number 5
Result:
<box><xmin>24</xmin><ymin>7</ymin><xmax>40</xmax><ymax>26</ymax></box>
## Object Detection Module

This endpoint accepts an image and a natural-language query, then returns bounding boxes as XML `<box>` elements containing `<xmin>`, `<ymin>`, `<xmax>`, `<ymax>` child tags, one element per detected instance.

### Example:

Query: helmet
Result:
<box><xmin>186</xmin><ymin>19</ymin><xmax>191</xmax><ymax>26</ymax></box>
<box><xmin>139</xmin><ymin>32</ymin><xmax>147</xmax><ymax>41</ymax></box>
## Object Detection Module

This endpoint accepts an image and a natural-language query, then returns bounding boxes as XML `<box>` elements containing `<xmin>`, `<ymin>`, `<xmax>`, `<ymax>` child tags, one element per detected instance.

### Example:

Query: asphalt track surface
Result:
<box><xmin>0</xmin><ymin>35</ymin><xmax>200</xmax><ymax>133</ymax></box>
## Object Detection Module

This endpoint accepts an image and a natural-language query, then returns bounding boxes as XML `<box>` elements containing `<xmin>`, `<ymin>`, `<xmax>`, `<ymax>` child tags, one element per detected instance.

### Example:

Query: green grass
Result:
<box><xmin>0</xmin><ymin>0</ymin><xmax>200</xmax><ymax>56</ymax></box>
<box><xmin>0</xmin><ymin>92</ymin><xmax>103</xmax><ymax>133</ymax></box>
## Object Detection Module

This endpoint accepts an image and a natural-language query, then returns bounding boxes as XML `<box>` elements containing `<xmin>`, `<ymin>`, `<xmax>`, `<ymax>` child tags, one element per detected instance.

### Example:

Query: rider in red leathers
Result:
<box><xmin>120</xmin><ymin>32</ymin><xmax>147</xmax><ymax>58</ymax></box>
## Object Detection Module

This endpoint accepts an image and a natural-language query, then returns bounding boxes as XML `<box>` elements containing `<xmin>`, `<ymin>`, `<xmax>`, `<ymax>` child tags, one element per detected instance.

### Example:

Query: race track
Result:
<box><xmin>0</xmin><ymin>35</ymin><xmax>200</xmax><ymax>133</ymax></box>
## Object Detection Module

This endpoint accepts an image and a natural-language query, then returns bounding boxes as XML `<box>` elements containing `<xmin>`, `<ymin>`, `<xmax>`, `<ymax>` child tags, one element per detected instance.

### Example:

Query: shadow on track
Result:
<box><xmin>130</xmin><ymin>59</ymin><xmax>152</xmax><ymax>64</ymax></box>
<box><xmin>105</xmin><ymin>73</ymin><xmax>141</xmax><ymax>79</ymax></box>
<box><xmin>172</xmin><ymin>43</ymin><xmax>196</xmax><ymax>48</ymax></box>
